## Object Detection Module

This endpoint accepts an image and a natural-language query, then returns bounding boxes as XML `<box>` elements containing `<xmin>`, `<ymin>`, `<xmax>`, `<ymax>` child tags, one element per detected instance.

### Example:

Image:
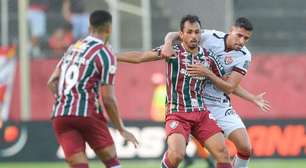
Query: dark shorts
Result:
<box><xmin>52</xmin><ymin>114</ymin><xmax>114</xmax><ymax>158</ymax></box>
<box><xmin>165</xmin><ymin>111</ymin><xmax>221</xmax><ymax>144</ymax></box>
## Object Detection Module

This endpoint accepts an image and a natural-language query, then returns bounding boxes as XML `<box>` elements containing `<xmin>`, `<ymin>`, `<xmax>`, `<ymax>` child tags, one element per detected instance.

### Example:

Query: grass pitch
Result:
<box><xmin>1</xmin><ymin>159</ymin><xmax>305</xmax><ymax>168</ymax></box>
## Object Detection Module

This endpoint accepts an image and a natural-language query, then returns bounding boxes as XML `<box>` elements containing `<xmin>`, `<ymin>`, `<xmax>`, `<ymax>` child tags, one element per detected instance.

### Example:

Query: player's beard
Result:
<box><xmin>188</xmin><ymin>41</ymin><xmax>198</xmax><ymax>50</ymax></box>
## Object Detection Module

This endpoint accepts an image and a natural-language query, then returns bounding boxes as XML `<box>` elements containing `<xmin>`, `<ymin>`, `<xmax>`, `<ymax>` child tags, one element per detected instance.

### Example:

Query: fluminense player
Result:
<box><xmin>162</xmin><ymin>17</ymin><xmax>270</xmax><ymax>168</ymax></box>
<box><xmin>116</xmin><ymin>15</ymin><xmax>233</xmax><ymax>168</ymax></box>
<box><xmin>47</xmin><ymin>10</ymin><xmax>138</xmax><ymax>168</ymax></box>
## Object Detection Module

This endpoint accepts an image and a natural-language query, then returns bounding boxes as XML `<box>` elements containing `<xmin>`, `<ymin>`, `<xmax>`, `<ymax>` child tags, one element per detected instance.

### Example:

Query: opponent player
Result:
<box><xmin>117</xmin><ymin>15</ymin><xmax>232</xmax><ymax>168</ymax></box>
<box><xmin>162</xmin><ymin>17</ymin><xmax>270</xmax><ymax>168</ymax></box>
<box><xmin>47</xmin><ymin>10</ymin><xmax>138</xmax><ymax>168</ymax></box>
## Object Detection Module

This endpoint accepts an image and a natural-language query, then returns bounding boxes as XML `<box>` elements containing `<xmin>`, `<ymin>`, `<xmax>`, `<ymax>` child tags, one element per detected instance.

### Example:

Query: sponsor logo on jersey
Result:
<box><xmin>243</xmin><ymin>60</ymin><xmax>250</xmax><ymax>69</ymax></box>
<box><xmin>109</xmin><ymin>65</ymin><xmax>117</xmax><ymax>74</ymax></box>
<box><xmin>169</xmin><ymin>121</ymin><xmax>179</xmax><ymax>129</ymax></box>
<box><xmin>225</xmin><ymin>109</ymin><xmax>236</xmax><ymax>116</ymax></box>
<box><xmin>224</xmin><ymin>55</ymin><xmax>233</xmax><ymax>65</ymax></box>
<box><xmin>180</xmin><ymin>69</ymin><xmax>205</xmax><ymax>80</ymax></box>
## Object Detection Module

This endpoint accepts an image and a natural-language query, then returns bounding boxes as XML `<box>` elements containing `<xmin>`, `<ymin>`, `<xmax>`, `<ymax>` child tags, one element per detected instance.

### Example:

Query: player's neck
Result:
<box><xmin>182</xmin><ymin>43</ymin><xmax>198</xmax><ymax>55</ymax></box>
<box><xmin>90</xmin><ymin>32</ymin><xmax>109</xmax><ymax>44</ymax></box>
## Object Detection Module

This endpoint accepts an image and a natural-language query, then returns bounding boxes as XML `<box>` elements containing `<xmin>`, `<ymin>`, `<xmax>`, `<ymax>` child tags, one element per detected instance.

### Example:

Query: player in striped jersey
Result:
<box><xmin>162</xmin><ymin>17</ymin><xmax>270</xmax><ymax>168</ymax></box>
<box><xmin>117</xmin><ymin>15</ymin><xmax>232</xmax><ymax>168</ymax></box>
<box><xmin>47</xmin><ymin>10</ymin><xmax>138</xmax><ymax>168</ymax></box>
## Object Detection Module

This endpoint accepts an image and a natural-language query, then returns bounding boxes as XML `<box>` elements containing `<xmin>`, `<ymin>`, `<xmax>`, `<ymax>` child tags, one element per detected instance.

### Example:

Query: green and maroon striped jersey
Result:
<box><xmin>164</xmin><ymin>43</ymin><xmax>212</xmax><ymax>114</ymax></box>
<box><xmin>52</xmin><ymin>36</ymin><xmax>116</xmax><ymax>118</ymax></box>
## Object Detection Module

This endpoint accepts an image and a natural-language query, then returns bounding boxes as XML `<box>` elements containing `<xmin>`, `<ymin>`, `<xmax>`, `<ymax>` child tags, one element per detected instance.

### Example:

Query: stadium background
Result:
<box><xmin>0</xmin><ymin>0</ymin><xmax>306</xmax><ymax>167</ymax></box>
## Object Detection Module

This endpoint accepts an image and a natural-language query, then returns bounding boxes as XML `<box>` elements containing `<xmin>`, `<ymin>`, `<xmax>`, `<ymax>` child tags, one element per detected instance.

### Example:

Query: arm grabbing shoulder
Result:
<box><xmin>116</xmin><ymin>51</ymin><xmax>161</xmax><ymax>64</ymax></box>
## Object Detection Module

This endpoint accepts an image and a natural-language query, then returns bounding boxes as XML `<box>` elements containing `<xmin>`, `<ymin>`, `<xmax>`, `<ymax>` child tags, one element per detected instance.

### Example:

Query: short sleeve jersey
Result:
<box><xmin>52</xmin><ymin>36</ymin><xmax>117</xmax><ymax>118</ymax></box>
<box><xmin>157</xmin><ymin>43</ymin><xmax>211</xmax><ymax>114</ymax></box>
<box><xmin>200</xmin><ymin>29</ymin><xmax>252</xmax><ymax>108</ymax></box>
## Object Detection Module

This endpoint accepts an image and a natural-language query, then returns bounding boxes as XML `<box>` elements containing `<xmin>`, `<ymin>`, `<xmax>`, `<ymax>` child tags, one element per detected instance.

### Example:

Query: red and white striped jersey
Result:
<box><xmin>52</xmin><ymin>36</ymin><xmax>117</xmax><ymax>118</ymax></box>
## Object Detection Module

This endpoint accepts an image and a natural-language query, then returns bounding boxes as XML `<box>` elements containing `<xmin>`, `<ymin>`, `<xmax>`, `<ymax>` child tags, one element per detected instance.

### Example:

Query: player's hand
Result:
<box><xmin>187</xmin><ymin>64</ymin><xmax>210</xmax><ymax>77</ymax></box>
<box><xmin>253</xmin><ymin>92</ymin><xmax>271</xmax><ymax>112</ymax></box>
<box><xmin>161</xmin><ymin>42</ymin><xmax>175</xmax><ymax>58</ymax></box>
<box><xmin>119</xmin><ymin>129</ymin><xmax>139</xmax><ymax>148</ymax></box>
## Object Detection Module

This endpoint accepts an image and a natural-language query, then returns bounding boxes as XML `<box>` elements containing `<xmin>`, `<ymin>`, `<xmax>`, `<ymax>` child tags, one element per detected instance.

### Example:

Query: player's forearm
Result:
<box><xmin>47</xmin><ymin>68</ymin><xmax>60</xmax><ymax>95</ymax></box>
<box><xmin>103</xmin><ymin>96</ymin><xmax>125</xmax><ymax>132</ymax></box>
<box><xmin>233</xmin><ymin>85</ymin><xmax>256</xmax><ymax>103</ymax></box>
<box><xmin>47</xmin><ymin>79</ymin><xmax>59</xmax><ymax>95</ymax></box>
<box><xmin>206</xmin><ymin>71</ymin><xmax>237</xmax><ymax>94</ymax></box>
<box><xmin>164</xmin><ymin>32</ymin><xmax>180</xmax><ymax>45</ymax></box>
<box><xmin>117</xmin><ymin>51</ymin><xmax>160</xmax><ymax>63</ymax></box>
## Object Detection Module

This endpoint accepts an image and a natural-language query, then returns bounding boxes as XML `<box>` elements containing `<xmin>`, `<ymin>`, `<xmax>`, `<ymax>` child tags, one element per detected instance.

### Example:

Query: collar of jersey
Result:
<box><xmin>86</xmin><ymin>36</ymin><xmax>104</xmax><ymax>44</ymax></box>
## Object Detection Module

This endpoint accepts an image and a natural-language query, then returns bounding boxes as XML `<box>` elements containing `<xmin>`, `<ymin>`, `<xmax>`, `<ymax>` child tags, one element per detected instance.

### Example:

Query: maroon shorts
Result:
<box><xmin>165</xmin><ymin>111</ymin><xmax>221</xmax><ymax>144</ymax></box>
<box><xmin>52</xmin><ymin>115</ymin><xmax>114</xmax><ymax>158</ymax></box>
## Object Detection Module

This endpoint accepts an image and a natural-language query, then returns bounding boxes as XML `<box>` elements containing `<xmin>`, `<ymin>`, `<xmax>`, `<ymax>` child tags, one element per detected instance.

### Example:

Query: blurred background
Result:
<box><xmin>0</xmin><ymin>0</ymin><xmax>306</xmax><ymax>167</ymax></box>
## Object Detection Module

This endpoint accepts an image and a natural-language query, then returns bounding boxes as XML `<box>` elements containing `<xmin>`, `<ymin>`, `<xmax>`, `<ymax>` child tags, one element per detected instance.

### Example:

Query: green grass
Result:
<box><xmin>1</xmin><ymin>159</ymin><xmax>306</xmax><ymax>168</ymax></box>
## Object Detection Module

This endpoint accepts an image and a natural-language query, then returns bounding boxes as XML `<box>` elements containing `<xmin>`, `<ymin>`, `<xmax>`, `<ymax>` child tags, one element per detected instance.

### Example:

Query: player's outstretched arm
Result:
<box><xmin>47</xmin><ymin>66</ymin><xmax>60</xmax><ymax>96</ymax></box>
<box><xmin>101</xmin><ymin>85</ymin><xmax>139</xmax><ymax>148</ymax></box>
<box><xmin>234</xmin><ymin>86</ymin><xmax>271</xmax><ymax>112</ymax></box>
<box><xmin>116</xmin><ymin>51</ymin><xmax>161</xmax><ymax>64</ymax></box>
<box><xmin>187</xmin><ymin>64</ymin><xmax>243</xmax><ymax>94</ymax></box>
<box><xmin>162</xmin><ymin>32</ymin><xmax>180</xmax><ymax>57</ymax></box>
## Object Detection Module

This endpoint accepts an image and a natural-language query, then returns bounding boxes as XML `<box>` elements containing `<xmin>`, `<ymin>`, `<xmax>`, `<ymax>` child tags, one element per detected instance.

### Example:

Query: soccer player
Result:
<box><xmin>117</xmin><ymin>15</ymin><xmax>232</xmax><ymax>168</ymax></box>
<box><xmin>162</xmin><ymin>17</ymin><xmax>270</xmax><ymax>168</ymax></box>
<box><xmin>47</xmin><ymin>10</ymin><xmax>138</xmax><ymax>168</ymax></box>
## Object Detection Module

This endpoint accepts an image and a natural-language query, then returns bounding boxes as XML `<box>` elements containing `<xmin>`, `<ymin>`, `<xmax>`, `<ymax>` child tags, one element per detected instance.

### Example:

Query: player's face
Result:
<box><xmin>228</xmin><ymin>26</ymin><xmax>252</xmax><ymax>50</ymax></box>
<box><xmin>180</xmin><ymin>21</ymin><xmax>201</xmax><ymax>50</ymax></box>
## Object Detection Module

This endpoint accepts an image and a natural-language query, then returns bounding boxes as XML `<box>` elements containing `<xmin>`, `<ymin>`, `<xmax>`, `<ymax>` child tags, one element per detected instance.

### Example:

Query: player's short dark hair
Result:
<box><xmin>180</xmin><ymin>15</ymin><xmax>201</xmax><ymax>31</ymax></box>
<box><xmin>89</xmin><ymin>10</ymin><xmax>112</xmax><ymax>30</ymax></box>
<box><xmin>234</xmin><ymin>17</ymin><xmax>253</xmax><ymax>31</ymax></box>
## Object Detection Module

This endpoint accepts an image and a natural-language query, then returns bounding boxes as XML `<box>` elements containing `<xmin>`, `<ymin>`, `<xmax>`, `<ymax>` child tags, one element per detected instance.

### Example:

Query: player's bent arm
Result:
<box><xmin>47</xmin><ymin>66</ymin><xmax>60</xmax><ymax>95</ymax></box>
<box><xmin>187</xmin><ymin>64</ymin><xmax>244</xmax><ymax>94</ymax></box>
<box><xmin>234</xmin><ymin>86</ymin><xmax>271</xmax><ymax>112</ymax></box>
<box><xmin>207</xmin><ymin>71</ymin><xmax>244</xmax><ymax>95</ymax></box>
<box><xmin>164</xmin><ymin>32</ymin><xmax>180</xmax><ymax>45</ymax></box>
<box><xmin>234</xmin><ymin>85</ymin><xmax>257</xmax><ymax>103</ymax></box>
<box><xmin>101</xmin><ymin>84</ymin><xmax>139</xmax><ymax>147</ymax></box>
<box><xmin>116</xmin><ymin>51</ymin><xmax>161</xmax><ymax>64</ymax></box>
<box><xmin>162</xmin><ymin>32</ymin><xmax>180</xmax><ymax>57</ymax></box>
<box><xmin>100</xmin><ymin>85</ymin><xmax>125</xmax><ymax>132</ymax></box>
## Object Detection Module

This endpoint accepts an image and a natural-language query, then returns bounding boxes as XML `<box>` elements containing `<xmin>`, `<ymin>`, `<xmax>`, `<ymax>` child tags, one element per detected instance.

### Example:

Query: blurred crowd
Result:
<box><xmin>28</xmin><ymin>0</ymin><xmax>89</xmax><ymax>58</ymax></box>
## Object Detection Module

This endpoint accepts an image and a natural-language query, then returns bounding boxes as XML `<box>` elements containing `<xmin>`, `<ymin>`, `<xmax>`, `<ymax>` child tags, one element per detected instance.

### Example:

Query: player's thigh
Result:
<box><xmin>95</xmin><ymin>144</ymin><xmax>117</xmax><ymax>162</ymax></box>
<box><xmin>52</xmin><ymin>118</ymin><xmax>87</xmax><ymax>160</ymax></box>
<box><xmin>167</xmin><ymin>133</ymin><xmax>187</xmax><ymax>157</ymax></box>
<box><xmin>192</xmin><ymin>112</ymin><xmax>221</xmax><ymax>144</ymax></box>
<box><xmin>228</xmin><ymin>128</ymin><xmax>251</xmax><ymax>151</ymax></box>
<box><xmin>214</xmin><ymin>108</ymin><xmax>246</xmax><ymax>137</ymax></box>
<box><xmin>204</xmin><ymin>132</ymin><xmax>228</xmax><ymax>161</ymax></box>
<box><xmin>80</xmin><ymin>117</ymin><xmax>115</xmax><ymax>155</ymax></box>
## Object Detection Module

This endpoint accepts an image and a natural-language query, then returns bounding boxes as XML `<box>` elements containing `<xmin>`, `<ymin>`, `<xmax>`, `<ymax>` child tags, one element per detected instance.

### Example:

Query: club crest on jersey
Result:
<box><xmin>109</xmin><ymin>65</ymin><xmax>117</xmax><ymax>74</ymax></box>
<box><xmin>169</xmin><ymin>121</ymin><xmax>179</xmax><ymax>129</ymax></box>
<box><xmin>224</xmin><ymin>55</ymin><xmax>233</xmax><ymax>65</ymax></box>
<box><xmin>182</xmin><ymin>52</ymin><xmax>189</xmax><ymax>57</ymax></box>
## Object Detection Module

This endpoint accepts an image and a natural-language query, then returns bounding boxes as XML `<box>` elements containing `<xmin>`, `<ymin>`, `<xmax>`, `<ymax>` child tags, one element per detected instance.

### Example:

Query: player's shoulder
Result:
<box><xmin>202</xmin><ymin>29</ymin><xmax>226</xmax><ymax>40</ymax></box>
<box><xmin>239</xmin><ymin>46</ymin><xmax>252</xmax><ymax>59</ymax></box>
